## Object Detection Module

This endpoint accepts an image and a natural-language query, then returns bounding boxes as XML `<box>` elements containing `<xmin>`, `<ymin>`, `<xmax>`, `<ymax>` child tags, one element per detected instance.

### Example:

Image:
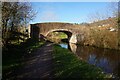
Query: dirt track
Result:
<box><xmin>6</xmin><ymin>42</ymin><xmax>54</xmax><ymax>79</ymax></box>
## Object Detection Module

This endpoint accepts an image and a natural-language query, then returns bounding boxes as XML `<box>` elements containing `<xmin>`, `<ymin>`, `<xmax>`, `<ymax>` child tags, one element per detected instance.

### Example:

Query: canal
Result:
<box><xmin>59</xmin><ymin>43</ymin><xmax>120</xmax><ymax>78</ymax></box>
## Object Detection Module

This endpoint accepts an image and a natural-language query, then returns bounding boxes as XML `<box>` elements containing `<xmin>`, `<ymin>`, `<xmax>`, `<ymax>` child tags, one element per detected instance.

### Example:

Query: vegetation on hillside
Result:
<box><xmin>73</xmin><ymin>17</ymin><xmax>119</xmax><ymax>50</ymax></box>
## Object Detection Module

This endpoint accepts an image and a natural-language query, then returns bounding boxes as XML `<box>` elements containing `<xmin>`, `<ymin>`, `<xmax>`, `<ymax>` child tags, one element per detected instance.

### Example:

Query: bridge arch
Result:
<box><xmin>45</xmin><ymin>29</ymin><xmax>73</xmax><ymax>41</ymax></box>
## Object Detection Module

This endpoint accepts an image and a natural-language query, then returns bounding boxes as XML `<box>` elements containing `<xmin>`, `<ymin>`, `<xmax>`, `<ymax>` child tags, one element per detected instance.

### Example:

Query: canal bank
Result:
<box><xmin>57</xmin><ymin>42</ymin><xmax>120</xmax><ymax>78</ymax></box>
<box><xmin>53</xmin><ymin>44</ymin><xmax>115</xmax><ymax>79</ymax></box>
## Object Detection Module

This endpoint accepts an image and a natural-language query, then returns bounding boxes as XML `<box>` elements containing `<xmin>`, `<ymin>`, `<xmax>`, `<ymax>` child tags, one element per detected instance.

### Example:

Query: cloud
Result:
<box><xmin>40</xmin><ymin>10</ymin><xmax>59</xmax><ymax>21</ymax></box>
<box><xmin>30</xmin><ymin>4</ymin><xmax>60</xmax><ymax>23</ymax></box>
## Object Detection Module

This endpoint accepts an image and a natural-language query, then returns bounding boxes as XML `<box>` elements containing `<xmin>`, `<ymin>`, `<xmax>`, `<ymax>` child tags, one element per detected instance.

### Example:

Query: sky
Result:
<box><xmin>30</xmin><ymin>2</ymin><xmax>114</xmax><ymax>24</ymax></box>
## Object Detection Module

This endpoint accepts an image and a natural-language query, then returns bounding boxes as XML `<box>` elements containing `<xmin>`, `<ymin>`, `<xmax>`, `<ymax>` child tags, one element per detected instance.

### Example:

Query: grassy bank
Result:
<box><xmin>3</xmin><ymin>39</ymin><xmax>45</xmax><ymax>76</ymax></box>
<box><xmin>53</xmin><ymin>45</ymin><xmax>111</xmax><ymax>79</ymax></box>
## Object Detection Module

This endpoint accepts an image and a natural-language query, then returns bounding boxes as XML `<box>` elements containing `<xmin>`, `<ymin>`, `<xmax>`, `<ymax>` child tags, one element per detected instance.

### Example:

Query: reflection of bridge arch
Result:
<box><xmin>45</xmin><ymin>29</ymin><xmax>73</xmax><ymax>40</ymax></box>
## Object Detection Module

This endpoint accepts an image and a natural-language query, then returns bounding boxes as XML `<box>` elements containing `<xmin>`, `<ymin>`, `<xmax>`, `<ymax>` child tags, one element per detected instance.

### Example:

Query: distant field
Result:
<box><xmin>47</xmin><ymin>32</ymin><xmax>68</xmax><ymax>43</ymax></box>
<box><xmin>57</xmin><ymin>32</ymin><xmax>68</xmax><ymax>39</ymax></box>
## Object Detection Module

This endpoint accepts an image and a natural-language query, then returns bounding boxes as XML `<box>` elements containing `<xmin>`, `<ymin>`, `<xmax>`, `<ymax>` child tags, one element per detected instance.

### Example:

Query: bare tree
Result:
<box><xmin>87</xmin><ymin>11</ymin><xmax>107</xmax><ymax>23</ymax></box>
<box><xmin>2</xmin><ymin>2</ymin><xmax>36</xmax><ymax>46</ymax></box>
<box><xmin>87</xmin><ymin>2</ymin><xmax>117</xmax><ymax>23</ymax></box>
<box><xmin>108</xmin><ymin>2</ymin><xmax>118</xmax><ymax>17</ymax></box>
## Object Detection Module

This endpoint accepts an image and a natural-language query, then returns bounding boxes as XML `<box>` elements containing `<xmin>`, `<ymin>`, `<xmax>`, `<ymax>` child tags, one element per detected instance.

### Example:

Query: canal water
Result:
<box><xmin>59</xmin><ymin>43</ymin><xmax>120</xmax><ymax>78</ymax></box>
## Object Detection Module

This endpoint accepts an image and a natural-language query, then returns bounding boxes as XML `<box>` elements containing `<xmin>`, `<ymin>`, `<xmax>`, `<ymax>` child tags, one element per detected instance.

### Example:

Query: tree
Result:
<box><xmin>87</xmin><ymin>2</ymin><xmax>118</xmax><ymax>23</ymax></box>
<box><xmin>108</xmin><ymin>2</ymin><xmax>118</xmax><ymax>17</ymax></box>
<box><xmin>2</xmin><ymin>2</ymin><xmax>35</xmax><ymax>46</ymax></box>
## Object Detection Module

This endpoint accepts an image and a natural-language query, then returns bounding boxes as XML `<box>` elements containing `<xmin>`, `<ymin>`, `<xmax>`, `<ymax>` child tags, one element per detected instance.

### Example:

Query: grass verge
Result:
<box><xmin>53</xmin><ymin>44</ymin><xmax>111</xmax><ymax>79</ymax></box>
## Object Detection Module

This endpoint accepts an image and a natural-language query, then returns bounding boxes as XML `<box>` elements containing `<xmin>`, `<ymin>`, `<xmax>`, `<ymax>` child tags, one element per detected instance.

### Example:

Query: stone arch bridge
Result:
<box><xmin>30</xmin><ymin>22</ymin><xmax>119</xmax><ymax>50</ymax></box>
<box><xmin>30</xmin><ymin>22</ymin><xmax>85</xmax><ymax>43</ymax></box>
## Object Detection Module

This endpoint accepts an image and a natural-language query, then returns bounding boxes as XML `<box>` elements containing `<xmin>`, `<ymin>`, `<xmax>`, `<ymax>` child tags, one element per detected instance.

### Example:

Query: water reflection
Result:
<box><xmin>59</xmin><ymin>43</ymin><xmax>120</xmax><ymax>78</ymax></box>
<box><xmin>59</xmin><ymin>43</ymin><xmax>68</xmax><ymax>49</ymax></box>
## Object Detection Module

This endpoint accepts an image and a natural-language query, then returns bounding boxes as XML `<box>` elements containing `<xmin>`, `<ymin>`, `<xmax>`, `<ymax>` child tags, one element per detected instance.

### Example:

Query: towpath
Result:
<box><xmin>6</xmin><ymin>42</ymin><xmax>54</xmax><ymax>80</ymax></box>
